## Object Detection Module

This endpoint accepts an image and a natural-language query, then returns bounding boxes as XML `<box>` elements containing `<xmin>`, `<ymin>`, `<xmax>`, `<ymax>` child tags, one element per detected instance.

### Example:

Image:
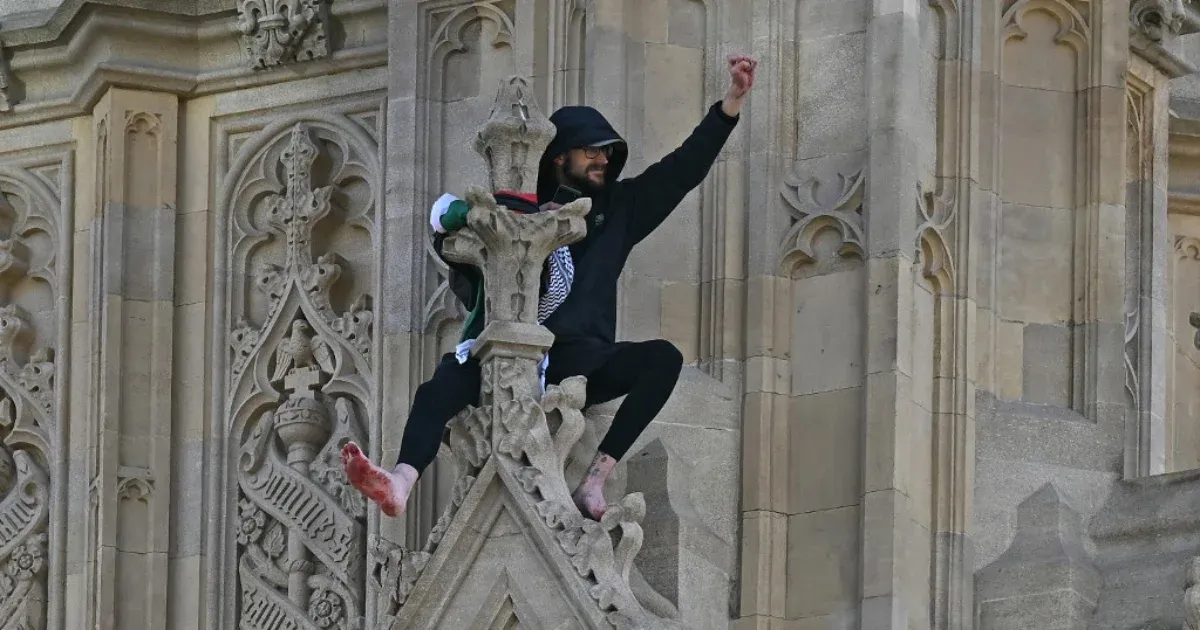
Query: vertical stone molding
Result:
<box><xmin>83</xmin><ymin>87</ymin><xmax>179</xmax><ymax>630</ymax></box>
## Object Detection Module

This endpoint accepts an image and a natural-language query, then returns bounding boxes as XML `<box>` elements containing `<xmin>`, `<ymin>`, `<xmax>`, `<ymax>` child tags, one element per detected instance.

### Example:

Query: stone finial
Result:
<box><xmin>474</xmin><ymin>76</ymin><xmax>558</xmax><ymax>194</ymax></box>
<box><xmin>441</xmin><ymin>188</ymin><xmax>587</xmax><ymax>338</ymax></box>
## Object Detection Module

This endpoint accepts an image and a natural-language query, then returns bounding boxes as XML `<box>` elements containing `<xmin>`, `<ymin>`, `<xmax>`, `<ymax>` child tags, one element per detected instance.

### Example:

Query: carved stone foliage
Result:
<box><xmin>0</xmin><ymin>451</ymin><xmax>48</xmax><ymax>630</ymax></box>
<box><xmin>0</xmin><ymin>159</ymin><xmax>64</xmax><ymax>630</ymax></box>
<box><xmin>779</xmin><ymin>166</ymin><xmax>865</xmax><ymax>273</ymax></box>
<box><xmin>236</xmin><ymin>0</ymin><xmax>331</xmax><ymax>70</ymax></box>
<box><xmin>382</xmin><ymin>367</ymin><xmax>687</xmax><ymax>630</ymax></box>
<box><xmin>222</xmin><ymin>121</ymin><xmax>377</xmax><ymax>629</ymax></box>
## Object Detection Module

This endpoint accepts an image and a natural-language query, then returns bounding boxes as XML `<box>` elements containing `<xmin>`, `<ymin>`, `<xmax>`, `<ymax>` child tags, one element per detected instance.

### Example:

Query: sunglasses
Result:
<box><xmin>579</xmin><ymin>145</ymin><xmax>615</xmax><ymax>159</ymax></box>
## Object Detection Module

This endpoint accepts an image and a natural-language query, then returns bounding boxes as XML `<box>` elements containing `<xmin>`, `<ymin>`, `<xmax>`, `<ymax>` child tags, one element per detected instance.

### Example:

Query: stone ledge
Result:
<box><xmin>0</xmin><ymin>0</ymin><xmax>387</xmax><ymax>128</ymax></box>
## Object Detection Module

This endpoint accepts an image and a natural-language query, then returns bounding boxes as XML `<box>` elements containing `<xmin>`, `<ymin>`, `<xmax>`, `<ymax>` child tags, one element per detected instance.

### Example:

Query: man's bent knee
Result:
<box><xmin>642</xmin><ymin>339</ymin><xmax>683</xmax><ymax>374</ymax></box>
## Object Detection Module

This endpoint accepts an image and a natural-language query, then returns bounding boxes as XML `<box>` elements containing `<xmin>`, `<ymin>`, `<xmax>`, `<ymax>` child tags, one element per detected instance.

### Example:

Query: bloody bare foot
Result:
<box><xmin>341</xmin><ymin>442</ymin><xmax>418</xmax><ymax>518</ymax></box>
<box><xmin>571</xmin><ymin>452</ymin><xmax>617</xmax><ymax>521</ymax></box>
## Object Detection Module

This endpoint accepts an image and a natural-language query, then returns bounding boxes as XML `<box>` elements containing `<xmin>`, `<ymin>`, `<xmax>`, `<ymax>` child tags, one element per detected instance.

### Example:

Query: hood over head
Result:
<box><xmin>537</xmin><ymin>106</ymin><xmax>628</xmax><ymax>204</ymax></box>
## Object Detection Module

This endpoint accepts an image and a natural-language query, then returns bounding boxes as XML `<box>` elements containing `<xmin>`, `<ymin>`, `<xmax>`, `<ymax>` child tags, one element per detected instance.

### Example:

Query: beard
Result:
<box><xmin>560</xmin><ymin>163</ymin><xmax>607</xmax><ymax>196</ymax></box>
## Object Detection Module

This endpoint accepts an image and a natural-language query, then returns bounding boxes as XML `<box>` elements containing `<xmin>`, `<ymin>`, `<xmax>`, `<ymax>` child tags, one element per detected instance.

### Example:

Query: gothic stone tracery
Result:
<box><xmin>223</xmin><ymin>121</ymin><xmax>377</xmax><ymax>629</ymax></box>
<box><xmin>0</xmin><ymin>161</ymin><xmax>64</xmax><ymax>630</ymax></box>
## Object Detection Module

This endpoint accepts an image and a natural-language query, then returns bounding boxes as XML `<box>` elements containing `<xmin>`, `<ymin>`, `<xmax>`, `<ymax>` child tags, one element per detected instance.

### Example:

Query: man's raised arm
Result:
<box><xmin>622</xmin><ymin>54</ymin><xmax>758</xmax><ymax>245</ymax></box>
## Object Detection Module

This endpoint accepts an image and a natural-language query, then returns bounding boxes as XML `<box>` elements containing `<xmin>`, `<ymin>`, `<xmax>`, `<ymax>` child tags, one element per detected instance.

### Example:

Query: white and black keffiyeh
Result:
<box><xmin>455</xmin><ymin>245</ymin><xmax>575</xmax><ymax>371</ymax></box>
<box><xmin>538</xmin><ymin>246</ymin><xmax>574</xmax><ymax>324</ymax></box>
<box><xmin>437</xmin><ymin>191</ymin><xmax>575</xmax><ymax>394</ymax></box>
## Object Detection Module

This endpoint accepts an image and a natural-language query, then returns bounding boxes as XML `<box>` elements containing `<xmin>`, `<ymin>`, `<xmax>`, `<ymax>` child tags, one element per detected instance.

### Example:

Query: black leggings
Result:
<box><xmin>395</xmin><ymin>339</ymin><xmax>684</xmax><ymax>474</ymax></box>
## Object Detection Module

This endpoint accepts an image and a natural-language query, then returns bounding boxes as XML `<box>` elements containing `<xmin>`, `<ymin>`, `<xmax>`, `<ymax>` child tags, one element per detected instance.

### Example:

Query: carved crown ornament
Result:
<box><xmin>218</xmin><ymin>117</ymin><xmax>377</xmax><ymax>630</ymax></box>
<box><xmin>236</xmin><ymin>0</ymin><xmax>331</xmax><ymax>70</ymax></box>
<box><xmin>370</xmin><ymin>77</ymin><xmax>686</xmax><ymax>629</ymax></box>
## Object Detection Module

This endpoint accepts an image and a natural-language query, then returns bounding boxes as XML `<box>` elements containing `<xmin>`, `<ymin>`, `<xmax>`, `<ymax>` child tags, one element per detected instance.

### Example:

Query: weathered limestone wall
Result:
<box><xmin>979</xmin><ymin>2</ymin><xmax>1200</xmax><ymax>624</ymax></box>
<box><xmin>973</xmin><ymin>1</ymin><xmax>1132</xmax><ymax>593</ymax></box>
<box><xmin>2</xmin><ymin>0</ymin><xmax>1200</xmax><ymax>629</ymax></box>
<box><xmin>0</xmin><ymin>1</ymin><xmax>390</xmax><ymax>628</ymax></box>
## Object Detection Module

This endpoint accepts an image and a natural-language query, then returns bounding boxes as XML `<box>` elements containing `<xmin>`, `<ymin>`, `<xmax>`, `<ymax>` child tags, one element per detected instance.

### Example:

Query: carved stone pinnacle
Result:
<box><xmin>474</xmin><ymin>76</ymin><xmax>557</xmax><ymax>193</ymax></box>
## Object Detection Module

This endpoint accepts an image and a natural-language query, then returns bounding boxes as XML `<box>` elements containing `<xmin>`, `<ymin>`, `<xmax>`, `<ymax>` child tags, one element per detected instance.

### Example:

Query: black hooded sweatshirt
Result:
<box><xmin>536</xmin><ymin>100</ymin><xmax>739</xmax><ymax>347</ymax></box>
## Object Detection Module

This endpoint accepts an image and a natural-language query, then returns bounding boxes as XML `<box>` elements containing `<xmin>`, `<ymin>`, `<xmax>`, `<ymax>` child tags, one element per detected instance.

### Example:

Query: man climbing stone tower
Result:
<box><xmin>344</xmin><ymin>55</ymin><xmax>756</xmax><ymax>525</ymax></box>
<box><xmin>340</xmin><ymin>74</ymin><xmax>580</xmax><ymax>519</ymax></box>
<box><xmin>362</xmin><ymin>76</ymin><xmax>689</xmax><ymax>630</ymax></box>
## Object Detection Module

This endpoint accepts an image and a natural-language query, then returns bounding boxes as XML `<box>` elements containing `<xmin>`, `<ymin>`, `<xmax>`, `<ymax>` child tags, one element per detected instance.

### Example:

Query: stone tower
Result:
<box><xmin>6</xmin><ymin>1</ymin><xmax>1200</xmax><ymax>629</ymax></box>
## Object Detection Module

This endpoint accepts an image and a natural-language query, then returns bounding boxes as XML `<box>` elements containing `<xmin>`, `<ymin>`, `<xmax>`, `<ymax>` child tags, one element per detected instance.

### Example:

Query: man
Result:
<box><xmin>537</xmin><ymin>54</ymin><xmax>756</xmax><ymax>519</ymax></box>
<box><xmin>344</xmin><ymin>54</ymin><xmax>758</xmax><ymax>520</ymax></box>
<box><xmin>341</xmin><ymin>189</ymin><xmax>574</xmax><ymax>517</ymax></box>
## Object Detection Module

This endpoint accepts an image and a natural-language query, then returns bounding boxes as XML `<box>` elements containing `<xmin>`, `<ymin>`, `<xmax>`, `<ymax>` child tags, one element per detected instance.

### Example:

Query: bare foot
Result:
<box><xmin>571</xmin><ymin>452</ymin><xmax>617</xmax><ymax>521</ymax></box>
<box><xmin>572</xmin><ymin>484</ymin><xmax>608</xmax><ymax>521</ymax></box>
<box><xmin>341</xmin><ymin>442</ymin><xmax>418</xmax><ymax>518</ymax></box>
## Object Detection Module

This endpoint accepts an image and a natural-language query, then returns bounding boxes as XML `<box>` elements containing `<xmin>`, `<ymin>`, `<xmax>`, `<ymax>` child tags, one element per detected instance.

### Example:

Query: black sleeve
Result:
<box><xmin>621</xmin><ymin>100</ymin><xmax>739</xmax><ymax>245</ymax></box>
<box><xmin>433</xmin><ymin>232</ymin><xmax>479</xmax><ymax>308</ymax></box>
